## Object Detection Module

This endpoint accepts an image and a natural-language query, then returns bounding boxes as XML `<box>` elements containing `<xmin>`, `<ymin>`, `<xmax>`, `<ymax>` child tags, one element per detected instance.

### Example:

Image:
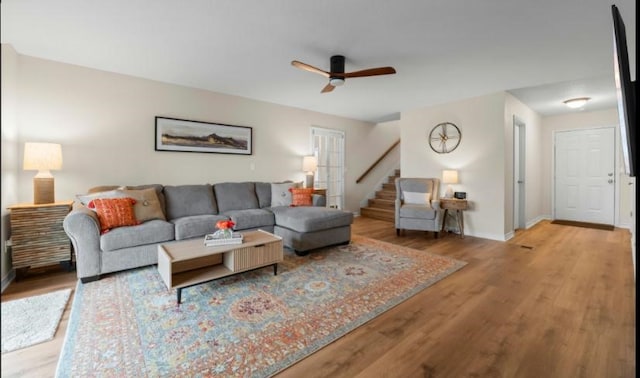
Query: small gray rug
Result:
<box><xmin>1</xmin><ymin>288</ymin><xmax>72</xmax><ymax>353</ymax></box>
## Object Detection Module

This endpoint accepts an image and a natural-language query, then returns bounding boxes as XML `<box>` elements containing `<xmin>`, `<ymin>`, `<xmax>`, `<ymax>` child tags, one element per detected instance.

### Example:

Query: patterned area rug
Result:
<box><xmin>1</xmin><ymin>289</ymin><xmax>72</xmax><ymax>353</ymax></box>
<box><xmin>56</xmin><ymin>235</ymin><xmax>466</xmax><ymax>377</ymax></box>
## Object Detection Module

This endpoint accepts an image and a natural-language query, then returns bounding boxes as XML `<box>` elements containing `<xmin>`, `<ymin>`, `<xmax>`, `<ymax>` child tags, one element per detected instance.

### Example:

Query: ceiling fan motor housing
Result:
<box><xmin>330</xmin><ymin>55</ymin><xmax>345</xmax><ymax>76</ymax></box>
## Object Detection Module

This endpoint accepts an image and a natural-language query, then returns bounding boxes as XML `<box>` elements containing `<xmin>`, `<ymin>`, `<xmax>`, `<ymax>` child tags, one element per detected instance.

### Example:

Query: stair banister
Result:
<box><xmin>356</xmin><ymin>139</ymin><xmax>400</xmax><ymax>184</ymax></box>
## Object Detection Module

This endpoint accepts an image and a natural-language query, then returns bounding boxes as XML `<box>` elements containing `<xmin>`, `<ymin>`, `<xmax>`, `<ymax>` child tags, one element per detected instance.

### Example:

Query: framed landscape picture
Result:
<box><xmin>155</xmin><ymin>117</ymin><xmax>252</xmax><ymax>155</ymax></box>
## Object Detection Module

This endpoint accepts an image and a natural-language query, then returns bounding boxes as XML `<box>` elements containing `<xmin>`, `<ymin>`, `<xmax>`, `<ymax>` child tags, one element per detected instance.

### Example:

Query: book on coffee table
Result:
<box><xmin>204</xmin><ymin>233</ymin><xmax>244</xmax><ymax>246</ymax></box>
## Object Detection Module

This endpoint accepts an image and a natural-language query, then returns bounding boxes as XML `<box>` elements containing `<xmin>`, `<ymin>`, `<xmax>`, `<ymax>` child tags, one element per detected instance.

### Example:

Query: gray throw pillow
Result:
<box><xmin>270</xmin><ymin>182</ymin><xmax>299</xmax><ymax>207</ymax></box>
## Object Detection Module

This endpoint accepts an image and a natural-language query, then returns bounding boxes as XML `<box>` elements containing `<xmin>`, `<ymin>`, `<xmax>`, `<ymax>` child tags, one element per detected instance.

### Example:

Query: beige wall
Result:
<box><xmin>400</xmin><ymin>92</ymin><xmax>510</xmax><ymax>240</ymax></box>
<box><xmin>1</xmin><ymin>48</ymin><xmax>402</xmax><ymax>283</ymax></box>
<box><xmin>1</xmin><ymin>44</ymin><xmax>19</xmax><ymax>288</ymax></box>
<box><xmin>541</xmin><ymin>109</ymin><xmax>635</xmax><ymax>228</ymax></box>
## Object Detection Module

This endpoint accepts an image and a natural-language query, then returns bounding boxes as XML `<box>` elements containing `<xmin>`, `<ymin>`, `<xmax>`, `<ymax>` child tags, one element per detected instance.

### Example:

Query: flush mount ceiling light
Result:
<box><xmin>563</xmin><ymin>97</ymin><xmax>591</xmax><ymax>109</ymax></box>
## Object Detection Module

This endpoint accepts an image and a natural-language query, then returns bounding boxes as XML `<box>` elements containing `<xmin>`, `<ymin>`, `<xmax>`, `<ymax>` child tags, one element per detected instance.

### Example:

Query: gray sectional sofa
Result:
<box><xmin>64</xmin><ymin>182</ymin><xmax>353</xmax><ymax>283</ymax></box>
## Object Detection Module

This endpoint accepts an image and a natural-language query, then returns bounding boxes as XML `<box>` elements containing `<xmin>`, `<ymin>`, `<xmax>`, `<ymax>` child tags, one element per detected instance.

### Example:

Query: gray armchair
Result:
<box><xmin>395</xmin><ymin>177</ymin><xmax>443</xmax><ymax>238</ymax></box>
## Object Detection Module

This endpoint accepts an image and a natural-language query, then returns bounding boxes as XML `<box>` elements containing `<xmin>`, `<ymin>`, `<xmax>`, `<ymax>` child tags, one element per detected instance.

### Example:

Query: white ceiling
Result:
<box><xmin>1</xmin><ymin>0</ymin><xmax>636</xmax><ymax>122</ymax></box>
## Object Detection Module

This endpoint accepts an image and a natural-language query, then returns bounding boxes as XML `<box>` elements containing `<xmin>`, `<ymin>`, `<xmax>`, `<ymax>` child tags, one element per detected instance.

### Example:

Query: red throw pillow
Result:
<box><xmin>88</xmin><ymin>197</ymin><xmax>140</xmax><ymax>234</ymax></box>
<box><xmin>289</xmin><ymin>188</ymin><xmax>314</xmax><ymax>207</ymax></box>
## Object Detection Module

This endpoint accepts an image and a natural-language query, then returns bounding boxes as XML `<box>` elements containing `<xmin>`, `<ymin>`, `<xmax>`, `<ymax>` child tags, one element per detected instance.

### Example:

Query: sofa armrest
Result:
<box><xmin>312</xmin><ymin>194</ymin><xmax>326</xmax><ymax>207</ymax></box>
<box><xmin>63</xmin><ymin>204</ymin><xmax>102</xmax><ymax>279</ymax></box>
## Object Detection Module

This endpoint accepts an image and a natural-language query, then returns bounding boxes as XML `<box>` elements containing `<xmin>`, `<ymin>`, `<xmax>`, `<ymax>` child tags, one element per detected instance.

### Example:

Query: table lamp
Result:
<box><xmin>442</xmin><ymin>169</ymin><xmax>458</xmax><ymax>198</ymax></box>
<box><xmin>302</xmin><ymin>156</ymin><xmax>317</xmax><ymax>188</ymax></box>
<box><xmin>23</xmin><ymin>142</ymin><xmax>63</xmax><ymax>204</ymax></box>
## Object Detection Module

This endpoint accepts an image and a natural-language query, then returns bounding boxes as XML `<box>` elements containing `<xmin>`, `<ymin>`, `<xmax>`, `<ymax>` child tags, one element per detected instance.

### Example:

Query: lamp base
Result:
<box><xmin>34</xmin><ymin>177</ymin><xmax>55</xmax><ymax>204</ymax></box>
<box><xmin>445</xmin><ymin>185</ymin><xmax>454</xmax><ymax>198</ymax></box>
<box><xmin>305</xmin><ymin>175</ymin><xmax>314</xmax><ymax>189</ymax></box>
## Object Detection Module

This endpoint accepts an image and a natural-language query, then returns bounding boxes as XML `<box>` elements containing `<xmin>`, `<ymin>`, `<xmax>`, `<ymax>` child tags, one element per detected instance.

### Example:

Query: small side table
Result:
<box><xmin>440</xmin><ymin>198</ymin><xmax>468</xmax><ymax>238</ymax></box>
<box><xmin>8</xmin><ymin>201</ymin><xmax>74</xmax><ymax>277</ymax></box>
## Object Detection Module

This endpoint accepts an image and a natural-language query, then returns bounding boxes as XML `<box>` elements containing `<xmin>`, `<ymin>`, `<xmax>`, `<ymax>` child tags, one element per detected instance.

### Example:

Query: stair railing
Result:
<box><xmin>356</xmin><ymin>139</ymin><xmax>400</xmax><ymax>184</ymax></box>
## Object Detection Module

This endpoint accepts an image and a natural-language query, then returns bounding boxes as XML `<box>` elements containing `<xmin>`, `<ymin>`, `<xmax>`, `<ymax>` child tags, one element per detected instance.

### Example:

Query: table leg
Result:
<box><xmin>274</xmin><ymin>263</ymin><xmax>278</xmax><ymax>276</ymax></box>
<box><xmin>459</xmin><ymin>210</ymin><xmax>465</xmax><ymax>238</ymax></box>
<box><xmin>441</xmin><ymin>209</ymin><xmax>449</xmax><ymax>232</ymax></box>
<box><xmin>177</xmin><ymin>288</ymin><xmax>182</xmax><ymax>305</ymax></box>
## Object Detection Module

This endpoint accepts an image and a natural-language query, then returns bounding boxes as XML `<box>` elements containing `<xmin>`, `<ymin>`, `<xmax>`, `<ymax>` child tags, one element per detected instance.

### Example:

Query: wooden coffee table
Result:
<box><xmin>157</xmin><ymin>229</ymin><xmax>283</xmax><ymax>304</ymax></box>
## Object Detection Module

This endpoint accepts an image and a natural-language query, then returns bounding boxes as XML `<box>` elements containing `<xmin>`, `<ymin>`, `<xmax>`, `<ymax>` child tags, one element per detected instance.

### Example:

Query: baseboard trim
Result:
<box><xmin>526</xmin><ymin>215</ymin><xmax>549</xmax><ymax>229</ymax></box>
<box><xmin>1</xmin><ymin>269</ymin><xmax>15</xmax><ymax>293</ymax></box>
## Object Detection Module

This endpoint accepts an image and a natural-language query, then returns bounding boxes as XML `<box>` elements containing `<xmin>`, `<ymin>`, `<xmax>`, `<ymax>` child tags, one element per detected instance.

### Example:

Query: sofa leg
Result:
<box><xmin>80</xmin><ymin>275</ymin><xmax>101</xmax><ymax>283</ymax></box>
<box><xmin>294</xmin><ymin>250</ymin><xmax>309</xmax><ymax>257</ymax></box>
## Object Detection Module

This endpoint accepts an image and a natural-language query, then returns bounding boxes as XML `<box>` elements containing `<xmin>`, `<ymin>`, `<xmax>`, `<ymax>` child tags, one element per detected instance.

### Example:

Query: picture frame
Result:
<box><xmin>155</xmin><ymin>116</ymin><xmax>252</xmax><ymax>155</ymax></box>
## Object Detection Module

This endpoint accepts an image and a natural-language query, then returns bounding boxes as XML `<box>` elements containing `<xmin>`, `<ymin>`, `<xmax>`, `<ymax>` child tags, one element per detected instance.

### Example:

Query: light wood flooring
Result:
<box><xmin>1</xmin><ymin>218</ymin><xmax>635</xmax><ymax>377</ymax></box>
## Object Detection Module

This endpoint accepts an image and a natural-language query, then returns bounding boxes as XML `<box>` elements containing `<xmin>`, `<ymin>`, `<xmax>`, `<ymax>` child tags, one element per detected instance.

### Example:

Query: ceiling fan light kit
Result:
<box><xmin>291</xmin><ymin>55</ymin><xmax>396</xmax><ymax>93</ymax></box>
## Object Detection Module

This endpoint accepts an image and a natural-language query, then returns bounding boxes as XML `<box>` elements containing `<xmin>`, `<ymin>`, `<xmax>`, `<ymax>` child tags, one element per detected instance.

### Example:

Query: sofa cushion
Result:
<box><xmin>164</xmin><ymin>184</ymin><xmax>217</xmax><ymax>220</ymax></box>
<box><xmin>171</xmin><ymin>214</ymin><xmax>228</xmax><ymax>241</ymax></box>
<box><xmin>290</xmin><ymin>188</ymin><xmax>314</xmax><ymax>206</ymax></box>
<box><xmin>270</xmin><ymin>206</ymin><xmax>353</xmax><ymax>233</ymax></box>
<box><xmin>214</xmin><ymin>182</ymin><xmax>259</xmax><ymax>213</ymax></box>
<box><xmin>100</xmin><ymin>219</ymin><xmax>174</xmax><ymax>251</ymax></box>
<box><xmin>77</xmin><ymin>189</ymin><xmax>121</xmax><ymax>206</ymax></box>
<box><xmin>117</xmin><ymin>188</ymin><xmax>166</xmax><ymax>222</ymax></box>
<box><xmin>123</xmin><ymin>184</ymin><xmax>166</xmax><ymax>216</ymax></box>
<box><xmin>223</xmin><ymin>209</ymin><xmax>275</xmax><ymax>230</ymax></box>
<box><xmin>270</xmin><ymin>182</ymin><xmax>299</xmax><ymax>207</ymax></box>
<box><xmin>403</xmin><ymin>191</ymin><xmax>431</xmax><ymax>205</ymax></box>
<box><xmin>255</xmin><ymin>182</ymin><xmax>272</xmax><ymax>208</ymax></box>
<box><xmin>88</xmin><ymin>197</ymin><xmax>140</xmax><ymax>234</ymax></box>
<box><xmin>399</xmin><ymin>204</ymin><xmax>437</xmax><ymax>220</ymax></box>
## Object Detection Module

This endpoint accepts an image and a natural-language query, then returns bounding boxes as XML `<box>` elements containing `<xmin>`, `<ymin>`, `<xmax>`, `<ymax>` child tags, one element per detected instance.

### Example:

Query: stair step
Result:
<box><xmin>375</xmin><ymin>190</ymin><xmax>396</xmax><ymax>200</ymax></box>
<box><xmin>360</xmin><ymin>207</ymin><xmax>394</xmax><ymax>222</ymax></box>
<box><xmin>368</xmin><ymin>198</ymin><xmax>395</xmax><ymax>210</ymax></box>
<box><xmin>382</xmin><ymin>183</ymin><xmax>396</xmax><ymax>191</ymax></box>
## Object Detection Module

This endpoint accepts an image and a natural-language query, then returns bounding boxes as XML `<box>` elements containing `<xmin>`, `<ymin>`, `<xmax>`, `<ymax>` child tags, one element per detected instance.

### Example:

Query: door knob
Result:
<box><xmin>608</xmin><ymin>179</ymin><xmax>614</xmax><ymax>184</ymax></box>
<box><xmin>608</xmin><ymin>173</ymin><xmax>614</xmax><ymax>177</ymax></box>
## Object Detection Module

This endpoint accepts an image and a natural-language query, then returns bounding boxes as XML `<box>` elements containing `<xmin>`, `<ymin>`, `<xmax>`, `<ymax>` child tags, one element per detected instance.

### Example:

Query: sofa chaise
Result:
<box><xmin>64</xmin><ymin>181</ymin><xmax>353</xmax><ymax>283</ymax></box>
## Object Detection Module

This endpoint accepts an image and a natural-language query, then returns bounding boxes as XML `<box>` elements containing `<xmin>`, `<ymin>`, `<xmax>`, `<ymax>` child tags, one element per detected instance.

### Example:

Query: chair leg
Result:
<box><xmin>396</xmin><ymin>228</ymin><xmax>400</xmax><ymax>236</ymax></box>
<box><xmin>434</xmin><ymin>232</ymin><xmax>439</xmax><ymax>239</ymax></box>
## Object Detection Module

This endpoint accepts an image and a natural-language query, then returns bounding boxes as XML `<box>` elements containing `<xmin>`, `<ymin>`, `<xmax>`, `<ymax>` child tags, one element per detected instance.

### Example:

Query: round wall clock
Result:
<box><xmin>428</xmin><ymin>122</ymin><xmax>461</xmax><ymax>153</ymax></box>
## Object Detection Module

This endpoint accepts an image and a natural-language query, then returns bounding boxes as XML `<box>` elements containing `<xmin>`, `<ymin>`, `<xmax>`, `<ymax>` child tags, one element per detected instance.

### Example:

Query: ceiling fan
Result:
<box><xmin>291</xmin><ymin>55</ymin><xmax>396</xmax><ymax>93</ymax></box>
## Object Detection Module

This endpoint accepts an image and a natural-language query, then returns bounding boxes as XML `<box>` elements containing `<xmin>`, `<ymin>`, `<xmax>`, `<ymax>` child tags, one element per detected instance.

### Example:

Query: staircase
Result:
<box><xmin>359</xmin><ymin>169</ymin><xmax>400</xmax><ymax>222</ymax></box>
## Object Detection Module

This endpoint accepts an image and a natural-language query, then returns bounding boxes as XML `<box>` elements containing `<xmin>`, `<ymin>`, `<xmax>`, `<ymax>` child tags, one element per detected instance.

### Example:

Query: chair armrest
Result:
<box><xmin>63</xmin><ymin>204</ymin><xmax>102</xmax><ymax>279</ymax></box>
<box><xmin>431</xmin><ymin>200</ymin><xmax>441</xmax><ymax>210</ymax></box>
<box><xmin>312</xmin><ymin>194</ymin><xmax>326</xmax><ymax>207</ymax></box>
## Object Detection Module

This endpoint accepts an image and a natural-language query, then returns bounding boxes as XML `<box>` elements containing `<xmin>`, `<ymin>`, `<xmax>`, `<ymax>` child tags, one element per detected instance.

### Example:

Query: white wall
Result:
<box><xmin>504</xmin><ymin>93</ymin><xmax>544</xmax><ymax>235</ymax></box>
<box><xmin>1</xmin><ymin>44</ymin><xmax>19</xmax><ymax>288</ymax></box>
<box><xmin>541</xmin><ymin>109</ymin><xmax>634</xmax><ymax>228</ymax></box>
<box><xmin>400</xmin><ymin>92</ymin><xmax>508</xmax><ymax>240</ymax></box>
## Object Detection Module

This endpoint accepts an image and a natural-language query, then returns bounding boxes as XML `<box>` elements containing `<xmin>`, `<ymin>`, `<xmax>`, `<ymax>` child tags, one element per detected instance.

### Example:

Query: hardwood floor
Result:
<box><xmin>1</xmin><ymin>218</ymin><xmax>635</xmax><ymax>377</ymax></box>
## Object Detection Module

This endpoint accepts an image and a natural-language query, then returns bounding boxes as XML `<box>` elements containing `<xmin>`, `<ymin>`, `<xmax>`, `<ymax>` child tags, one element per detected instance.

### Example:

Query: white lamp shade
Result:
<box><xmin>442</xmin><ymin>170</ymin><xmax>458</xmax><ymax>184</ymax></box>
<box><xmin>302</xmin><ymin>156</ymin><xmax>317</xmax><ymax>173</ymax></box>
<box><xmin>23</xmin><ymin>142</ymin><xmax>63</xmax><ymax>171</ymax></box>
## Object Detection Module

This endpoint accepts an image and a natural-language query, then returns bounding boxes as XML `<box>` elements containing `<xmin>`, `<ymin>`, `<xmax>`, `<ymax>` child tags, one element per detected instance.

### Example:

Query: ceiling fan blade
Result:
<box><xmin>321</xmin><ymin>83</ymin><xmax>335</xmax><ymax>93</ymax></box>
<box><xmin>344</xmin><ymin>67</ymin><xmax>396</xmax><ymax>78</ymax></box>
<box><xmin>291</xmin><ymin>60</ymin><xmax>330</xmax><ymax>78</ymax></box>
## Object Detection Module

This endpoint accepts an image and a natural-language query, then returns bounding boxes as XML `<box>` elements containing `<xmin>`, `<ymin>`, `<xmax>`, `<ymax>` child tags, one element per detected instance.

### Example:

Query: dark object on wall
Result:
<box><xmin>454</xmin><ymin>192</ymin><xmax>466</xmax><ymax>200</ymax></box>
<box><xmin>611</xmin><ymin>5</ymin><xmax>636</xmax><ymax>177</ymax></box>
<box><xmin>155</xmin><ymin>116</ymin><xmax>252</xmax><ymax>155</ymax></box>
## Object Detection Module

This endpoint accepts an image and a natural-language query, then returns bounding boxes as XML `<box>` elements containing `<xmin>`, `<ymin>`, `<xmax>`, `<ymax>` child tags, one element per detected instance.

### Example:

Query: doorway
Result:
<box><xmin>513</xmin><ymin>117</ymin><xmax>526</xmax><ymax>231</ymax></box>
<box><xmin>311</xmin><ymin>127</ymin><xmax>345</xmax><ymax>209</ymax></box>
<box><xmin>554</xmin><ymin>127</ymin><xmax>615</xmax><ymax>225</ymax></box>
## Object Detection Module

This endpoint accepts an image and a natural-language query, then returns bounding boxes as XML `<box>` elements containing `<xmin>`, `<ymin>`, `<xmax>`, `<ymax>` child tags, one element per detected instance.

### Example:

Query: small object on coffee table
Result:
<box><xmin>204</xmin><ymin>232</ymin><xmax>243</xmax><ymax>246</ymax></box>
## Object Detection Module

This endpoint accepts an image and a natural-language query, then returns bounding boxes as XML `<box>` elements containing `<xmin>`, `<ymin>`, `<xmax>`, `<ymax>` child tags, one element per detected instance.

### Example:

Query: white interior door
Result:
<box><xmin>554</xmin><ymin>128</ymin><xmax>615</xmax><ymax>224</ymax></box>
<box><xmin>311</xmin><ymin>127</ymin><xmax>345</xmax><ymax>209</ymax></box>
